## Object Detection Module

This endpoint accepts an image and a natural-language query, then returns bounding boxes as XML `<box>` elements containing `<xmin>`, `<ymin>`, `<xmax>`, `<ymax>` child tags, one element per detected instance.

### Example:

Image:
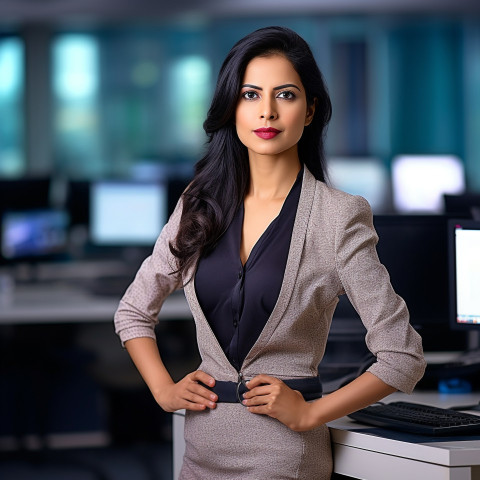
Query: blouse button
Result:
<box><xmin>238</xmin><ymin>271</ymin><xmax>243</xmax><ymax>279</ymax></box>
<box><xmin>233</xmin><ymin>320</ymin><xmax>238</xmax><ymax>328</ymax></box>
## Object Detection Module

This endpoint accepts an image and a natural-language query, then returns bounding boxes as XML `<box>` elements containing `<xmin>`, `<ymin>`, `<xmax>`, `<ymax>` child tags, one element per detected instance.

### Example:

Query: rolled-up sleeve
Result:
<box><xmin>114</xmin><ymin>199</ymin><xmax>184</xmax><ymax>346</ymax></box>
<box><xmin>334</xmin><ymin>195</ymin><xmax>426</xmax><ymax>393</ymax></box>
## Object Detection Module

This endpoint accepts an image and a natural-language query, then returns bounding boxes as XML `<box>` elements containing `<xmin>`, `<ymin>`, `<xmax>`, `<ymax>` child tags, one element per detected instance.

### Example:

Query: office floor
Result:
<box><xmin>0</xmin><ymin>443</ymin><xmax>172</xmax><ymax>480</ymax></box>
<box><xmin>0</xmin><ymin>319</ymin><xmax>198</xmax><ymax>480</ymax></box>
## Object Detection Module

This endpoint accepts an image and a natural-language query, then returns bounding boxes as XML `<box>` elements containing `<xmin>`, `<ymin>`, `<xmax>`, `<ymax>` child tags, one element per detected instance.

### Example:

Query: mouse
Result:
<box><xmin>438</xmin><ymin>378</ymin><xmax>472</xmax><ymax>394</ymax></box>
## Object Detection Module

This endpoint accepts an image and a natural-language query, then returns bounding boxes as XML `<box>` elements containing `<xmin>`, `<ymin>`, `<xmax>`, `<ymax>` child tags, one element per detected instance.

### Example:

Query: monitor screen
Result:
<box><xmin>392</xmin><ymin>155</ymin><xmax>465</xmax><ymax>213</ymax></box>
<box><xmin>331</xmin><ymin>214</ymin><xmax>467</xmax><ymax>353</ymax></box>
<box><xmin>90</xmin><ymin>181</ymin><xmax>167</xmax><ymax>246</ymax></box>
<box><xmin>373</xmin><ymin>215</ymin><xmax>450</xmax><ymax>328</ymax></box>
<box><xmin>449</xmin><ymin>219</ymin><xmax>480</xmax><ymax>330</ymax></box>
<box><xmin>1</xmin><ymin>209</ymin><xmax>69</xmax><ymax>261</ymax></box>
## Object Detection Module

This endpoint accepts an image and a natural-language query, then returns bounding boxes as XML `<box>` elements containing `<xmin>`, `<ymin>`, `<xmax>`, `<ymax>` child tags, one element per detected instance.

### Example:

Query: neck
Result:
<box><xmin>247</xmin><ymin>150</ymin><xmax>301</xmax><ymax>201</ymax></box>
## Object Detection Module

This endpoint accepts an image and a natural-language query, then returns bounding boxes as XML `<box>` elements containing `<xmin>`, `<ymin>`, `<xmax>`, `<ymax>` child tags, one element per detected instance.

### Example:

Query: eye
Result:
<box><xmin>241</xmin><ymin>90</ymin><xmax>259</xmax><ymax>100</ymax></box>
<box><xmin>277</xmin><ymin>90</ymin><xmax>296</xmax><ymax>100</ymax></box>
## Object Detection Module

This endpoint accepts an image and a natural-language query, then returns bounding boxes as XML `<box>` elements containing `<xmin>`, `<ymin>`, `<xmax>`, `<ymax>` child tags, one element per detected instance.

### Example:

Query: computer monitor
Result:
<box><xmin>0</xmin><ymin>178</ymin><xmax>51</xmax><ymax>214</ymax></box>
<box><xmin>0</xmin><ymin>209</ymin><xmax>69</xmax><ymax>262</ymax></box>
<box><xmin>371</xmin><ymin>215</ymin><xmax>466</xmax><ymax>352</ymax></box>
<box><xmin>329</xmin><ymin>214</ymin><xmax>466</xmax><ymax>367</ymax></box>
<box><xmin>448</xmin><ymin>219</ymin><xmax>480</xmax><ymax>333</ymax></box>
<box><xmin>66</xmin><ymin>180</ymin><xmax>91</xmax><ymax>227</ymax></box>
<box><xmin>90</xmin><ymin>180</ymin><xmax>167</xmax><ymax>247</ymax></box>
<box><xmin>392</xmin><ymin>155</ymin><xmax>465</xmax><ymax>213</ymax></box>
<box><xmin>327</xmin><ymin>157</ymin><xmax>391</xmax><ymax>213</ymax></box>
<box><xmin>373</xmin><ymin>215</ymin><xmax>449</xmax><ymax>326</ymax></box>
<box><xmin>167</xmin><ymin>177</ymin><xmax>190</xmax><ymax>217</ymax></box>
<box><xmin>444</xmin><ymin>193</ymin><xmax>480</xmax><ymax>220</ymax></box>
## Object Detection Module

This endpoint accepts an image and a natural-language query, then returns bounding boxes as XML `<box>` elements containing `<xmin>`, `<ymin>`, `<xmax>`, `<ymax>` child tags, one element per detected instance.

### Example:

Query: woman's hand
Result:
<box><xmin>242</xmin><ymin>374</ymin><xmax>314</xmax><ymax>431</ymax></box>
<box><xmin>155</xmin><ymin>370</ymin><xmax>217</xmax><ymax>413</ymax></box>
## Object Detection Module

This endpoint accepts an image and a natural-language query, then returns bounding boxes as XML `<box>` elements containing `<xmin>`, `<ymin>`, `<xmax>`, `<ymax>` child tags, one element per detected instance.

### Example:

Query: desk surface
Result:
<box><xmin>173</xmin><ymin>391</ymin><xmax>480</xmax><ymax>480</ymax></box>
<box><xmin>0</xmin><ymin>283</ymin><xmax>192</xmax><ymax>324</ymax></box>
<box><xmin>329</xmin><ymin>390</ymin><xmax>480</xmax><ymax>480</ymax></box>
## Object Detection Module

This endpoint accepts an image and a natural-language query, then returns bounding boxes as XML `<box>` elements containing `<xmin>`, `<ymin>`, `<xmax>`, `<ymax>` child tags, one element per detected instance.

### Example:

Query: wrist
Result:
<box><xmin>301</xmin><ymin>401</ymin><xmax>320</xmax><ymax>430</ymax></box>
<box><xmin>152</xmin><ymin>381</ymin><xmax>175</xmax><ymax>409</ymax></box>
<box><xmin>303</xmin><ymin>398</ymin><xmax>326</xmax><ymax>430</ymax></box>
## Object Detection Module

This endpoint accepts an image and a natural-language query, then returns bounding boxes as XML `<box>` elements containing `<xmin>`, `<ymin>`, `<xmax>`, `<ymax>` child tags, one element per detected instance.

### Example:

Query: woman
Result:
<box><xmin>114</xmin><ymin>26</ymin><xmax>426</xmax><ymax>479</ymax></box>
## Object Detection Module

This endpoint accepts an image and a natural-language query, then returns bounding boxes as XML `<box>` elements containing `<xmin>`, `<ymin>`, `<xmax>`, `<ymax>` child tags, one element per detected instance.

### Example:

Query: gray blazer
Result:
<box><xmin>115</xmin><ymin>166</ymin><xmax>426</xmax><ymax>394</ymax></box>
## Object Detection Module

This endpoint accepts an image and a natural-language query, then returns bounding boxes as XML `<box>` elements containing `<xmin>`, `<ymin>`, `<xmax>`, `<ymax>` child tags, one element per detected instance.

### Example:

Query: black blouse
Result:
<box><xmin>195</xmin><ymin>170</ymin><xmax>303</xmax><ymax>371</ymax></box>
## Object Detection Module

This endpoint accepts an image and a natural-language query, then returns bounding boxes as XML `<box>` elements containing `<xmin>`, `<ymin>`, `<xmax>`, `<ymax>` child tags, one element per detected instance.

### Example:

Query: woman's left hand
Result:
<box><xmin>242</xmin><ymin>374</ymin><xmax>315</xmax><ymax>431</ymax></box>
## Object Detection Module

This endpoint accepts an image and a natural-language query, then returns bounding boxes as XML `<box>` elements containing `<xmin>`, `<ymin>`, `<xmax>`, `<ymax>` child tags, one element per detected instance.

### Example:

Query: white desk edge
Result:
<box><xmin>172</xmin><ymin>391</ymin><xmax>480</xmax><ymax>480</ymax></box>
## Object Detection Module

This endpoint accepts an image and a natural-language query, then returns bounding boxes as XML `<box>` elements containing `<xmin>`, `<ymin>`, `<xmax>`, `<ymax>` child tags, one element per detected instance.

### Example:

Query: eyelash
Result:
<box><xmin>242</xmin><ymin>90</ymin><xmax>259</xmax><ymax>100</ymax></box>
<box><xmin>277</xmin><ymin>90</ymin><xmax>296</xmax><ymax>100</ymax></box>
<box><xmin>241</xmin><ymin>90</ymin><xmax>297</xmax><ymax>101</ymax></box>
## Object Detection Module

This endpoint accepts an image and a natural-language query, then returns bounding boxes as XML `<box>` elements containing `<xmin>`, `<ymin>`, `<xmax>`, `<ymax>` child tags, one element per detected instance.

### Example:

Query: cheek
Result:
<box><xmin>288</xmin><ymin>110</ymin><xmax>308</xmax><ymax>140</ymax></box>
<box><xmin>234</xmin><ymin>117</ymin><xmax>248</xmax><ymax>147</ymax></box>
<box><xmin>235</xmin><ymin>103</ymin><xmax>249</xmax><ymax>127</ymax></box>
<box><xmin>235</xmin><ymin>107</ymin><xmax>251</xmax><ymax>143</ymax></box>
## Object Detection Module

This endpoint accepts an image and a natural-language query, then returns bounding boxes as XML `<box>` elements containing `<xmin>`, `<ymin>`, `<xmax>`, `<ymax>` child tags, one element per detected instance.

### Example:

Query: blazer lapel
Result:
<box><xmin>184</xmin><ymin>274</ymin><xmax>239</xmax><ymax>380</ymax></box>
<box><xmin>183</xmin><ymin>166</ymin><xmax>317</xmax><ymax>378</ymax></box>
<box><xmin>241</xmin><ymin>166</ymin><xmax>317</xmax><ymax>370</ymax></box>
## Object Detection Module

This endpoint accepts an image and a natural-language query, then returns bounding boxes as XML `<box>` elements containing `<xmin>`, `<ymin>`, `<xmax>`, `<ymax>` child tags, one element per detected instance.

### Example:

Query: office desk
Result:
<box><xmin>172</xmin><ymin>391</ymin><xmax>480</xmax><ymax>480</ymax></box>
<box><xmin>0</xmin><ymin>260</ymin><xmax>193</xmax><ymax>324</ymax></box>
<box><xmin>330</xmin><ymin>391</ymin><xmax>480</xmax><ymax>480</ymax></box>
<box><xmin>0</xmin><ymin>283</ymin><xmax>191</xmax><ymax>324</ymax></box>
<box><xmin>0</xmin><ymin>281</ymin><xmax>193</xmax><ymax>451</ymax></box>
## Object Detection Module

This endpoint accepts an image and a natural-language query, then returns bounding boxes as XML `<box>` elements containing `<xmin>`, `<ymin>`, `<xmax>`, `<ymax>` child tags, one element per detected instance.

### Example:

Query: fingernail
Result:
<box><xmin>210</xmin><ymin>394</ymin><xmax>217</xmax><ymax>401</ymax></box>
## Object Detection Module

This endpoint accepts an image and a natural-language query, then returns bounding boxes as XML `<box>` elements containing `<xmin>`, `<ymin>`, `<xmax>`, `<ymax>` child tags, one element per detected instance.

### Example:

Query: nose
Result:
<box><xmin>260</xmin><ymin>98</ymin><xmax>278</xmax><ymax>120</ymax></box>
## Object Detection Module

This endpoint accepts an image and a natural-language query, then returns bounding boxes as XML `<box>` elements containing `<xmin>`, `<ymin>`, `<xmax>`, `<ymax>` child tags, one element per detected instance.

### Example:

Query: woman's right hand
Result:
<box><xmin>155</xmin><ymin>370</ymin><xmax>217</xmax><ymax>412</ymax></box>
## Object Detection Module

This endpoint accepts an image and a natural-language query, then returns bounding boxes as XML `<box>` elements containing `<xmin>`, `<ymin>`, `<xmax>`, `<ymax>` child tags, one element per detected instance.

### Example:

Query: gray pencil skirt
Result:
<box><xmin>179</xmin><ymin>403</ymin><xmax>333</xmax><ymax>479</ymax></box>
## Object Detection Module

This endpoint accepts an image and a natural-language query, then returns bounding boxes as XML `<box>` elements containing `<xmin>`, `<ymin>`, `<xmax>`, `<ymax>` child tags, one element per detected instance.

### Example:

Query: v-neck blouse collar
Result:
<box><xmin>184</xmin><ymin>166</ymin><xmax>316</xmax><ymax>380</ymax></box>
<box><xmin>237</xmin><ymin>167</ymin><xmax>304</xmax><ymax>270</ymax></box>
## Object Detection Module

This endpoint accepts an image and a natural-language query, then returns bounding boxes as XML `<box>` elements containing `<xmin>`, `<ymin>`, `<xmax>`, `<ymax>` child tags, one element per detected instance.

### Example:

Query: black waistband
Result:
<box><xmin>208</xmin><ymin>376</ymin><xmax>322</xmax><ymax>404</ymax></box>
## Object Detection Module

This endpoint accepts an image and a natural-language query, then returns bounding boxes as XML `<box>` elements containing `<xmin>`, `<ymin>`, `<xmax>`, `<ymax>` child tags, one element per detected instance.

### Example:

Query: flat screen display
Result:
<box><xmin>373</xmin><ymin>215</ymin><xmax>450</xmax><ymax>328</ymax></box>
<box><xmin>1</xmin><ymin>209</ymin><xmax>69</xmax><ymax>260</ymax></box>
<box><xmin>392</xmin><ymin>155</ymin><xmax>465</xmax><ymax>213</ymax></box>
<box><xmin>449</xmin><ymin>219</ymin><xmax>480</xmax><ymax>330</ymax></box>
<box><xmin>90</xmin><ymin>181</ymin><xmax>167</xmax><ymax>246</ymax></box>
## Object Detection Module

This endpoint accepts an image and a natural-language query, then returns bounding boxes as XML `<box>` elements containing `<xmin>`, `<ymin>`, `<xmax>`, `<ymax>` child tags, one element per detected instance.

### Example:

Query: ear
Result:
<box><xmin>304</xmin><ymin>98</ymin><xmax>317</xmax><ymax>126</ymax></box>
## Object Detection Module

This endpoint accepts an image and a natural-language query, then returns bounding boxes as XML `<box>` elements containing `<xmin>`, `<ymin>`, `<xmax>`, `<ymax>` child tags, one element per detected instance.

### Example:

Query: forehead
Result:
<box><xmin>242</xmin><ymin>54</ymin><xmax>302</xmax><ymax>86</ymax></box>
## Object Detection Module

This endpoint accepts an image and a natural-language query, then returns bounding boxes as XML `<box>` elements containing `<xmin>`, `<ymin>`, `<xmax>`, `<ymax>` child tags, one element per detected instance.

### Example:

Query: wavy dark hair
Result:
<box><xmin>170</xmin><ymin>26</ymin><xmax>332</xmax><ymax>278</ymax></box>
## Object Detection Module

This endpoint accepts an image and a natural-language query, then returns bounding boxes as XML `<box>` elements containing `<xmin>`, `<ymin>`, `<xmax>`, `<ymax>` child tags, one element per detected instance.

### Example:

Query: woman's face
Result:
<box><xmin>235</xmin><ymin>54</ymin><xmax>315</xmax><ymax>160</ymax></box>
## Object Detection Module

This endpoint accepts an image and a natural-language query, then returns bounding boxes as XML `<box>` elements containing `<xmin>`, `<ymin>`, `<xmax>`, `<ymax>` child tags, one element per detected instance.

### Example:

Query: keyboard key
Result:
<box><xmin>348</xmin><ymin>401</ymin><xmax>480</xmax><ymax>436</ymax></box>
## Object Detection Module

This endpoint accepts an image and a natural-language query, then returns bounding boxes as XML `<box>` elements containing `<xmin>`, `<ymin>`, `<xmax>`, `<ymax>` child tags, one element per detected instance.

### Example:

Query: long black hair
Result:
<box><xmin>170</xmin><ymin>26</ymin><xmax>332</xmax><ymax>278</ymax></box>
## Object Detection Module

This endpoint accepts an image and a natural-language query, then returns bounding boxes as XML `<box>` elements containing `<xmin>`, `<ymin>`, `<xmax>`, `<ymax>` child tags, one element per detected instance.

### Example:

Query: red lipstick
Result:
<box><xmin>253</xmin><ymin>127</ymin><xmax>281</xmax><ymax>139</ymax></box>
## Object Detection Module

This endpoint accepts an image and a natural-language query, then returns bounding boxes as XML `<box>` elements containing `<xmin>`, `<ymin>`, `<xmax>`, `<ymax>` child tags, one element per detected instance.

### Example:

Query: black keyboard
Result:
<box><xmin>348</xmin><ymin>401</ymin><xmax>480</xmax><ymax>436</ymax></box>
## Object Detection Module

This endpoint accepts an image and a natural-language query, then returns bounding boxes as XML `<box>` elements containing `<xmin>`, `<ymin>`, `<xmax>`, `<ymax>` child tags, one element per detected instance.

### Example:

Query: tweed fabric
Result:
<box><xmin>180</xmin><ymin>404</ymin><xmax>332</xmax><ymax>479</ymax></box>
<box><xmin>114</xmin><ymin>166</ymin><xmax>426</xmax><ymax>478</ymax></box>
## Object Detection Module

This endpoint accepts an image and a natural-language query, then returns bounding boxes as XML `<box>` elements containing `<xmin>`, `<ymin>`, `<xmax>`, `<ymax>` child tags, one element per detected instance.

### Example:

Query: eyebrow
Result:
<box><xmin>241</xmin><ymin>83</ymin><xmax>301</xmax><ymax>92</ymax></box>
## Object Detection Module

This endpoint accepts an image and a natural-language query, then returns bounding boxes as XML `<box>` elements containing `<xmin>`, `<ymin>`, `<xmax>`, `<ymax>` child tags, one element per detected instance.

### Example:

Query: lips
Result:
<box><xmin>253</xmin><ymin>127</ymin><xmax>281</xmax><ymax>139</ymax></box>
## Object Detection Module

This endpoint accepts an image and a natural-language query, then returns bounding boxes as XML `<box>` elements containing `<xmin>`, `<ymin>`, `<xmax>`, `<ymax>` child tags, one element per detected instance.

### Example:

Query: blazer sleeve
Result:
<box><xmin>114</xmin><ymin>198</ymin><xmax>184</xmax><ymax>346</ymax></box>
<box><xmin>334</xmin><ymin>195</ymin><xmax>426</xmax><ymax>393</ymax></box>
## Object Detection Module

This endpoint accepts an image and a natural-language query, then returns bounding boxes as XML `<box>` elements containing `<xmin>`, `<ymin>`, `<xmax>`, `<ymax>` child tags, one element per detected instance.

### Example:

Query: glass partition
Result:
<box><xmin>0</xmin><ymin>36</ymin><xmax>24</xmax><ymax>177</ymax></box>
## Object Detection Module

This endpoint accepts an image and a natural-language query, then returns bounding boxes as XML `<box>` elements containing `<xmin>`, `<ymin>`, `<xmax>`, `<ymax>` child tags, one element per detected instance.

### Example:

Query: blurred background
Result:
<box><xmin>1</xmin><ymin>0</ymin><xmax>480</xmax><ymax>478</ymax></box>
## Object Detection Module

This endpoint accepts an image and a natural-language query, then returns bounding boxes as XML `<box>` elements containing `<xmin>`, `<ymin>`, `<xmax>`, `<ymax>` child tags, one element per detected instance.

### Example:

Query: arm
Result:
<box><xmin>114</xmin><ymin>199</ymin><xmax>185</xmax><ymax>346</ymax></box>
<box><xmin>114</xmin><ymin>198</ymin><xmax>217</xmax><ymax>412</ymax></box>
<box><xmin>244</xmin><ymin>194</ymin><xmax>425</xmax><ymax>430</ymax></box>
<box><xmin>243</xmin><ymin>372</ymin><xmax>395</xmax><ymax>431</ymax></box>
<box><xmin>125</xmin><ymin>337</ymin><xmax>217</xmax><ymax>412</ymax></box>
<box><xmin>333</xmin><ymin>195</ymin><xmax>426</xmax><ymax>392</ymax></box>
